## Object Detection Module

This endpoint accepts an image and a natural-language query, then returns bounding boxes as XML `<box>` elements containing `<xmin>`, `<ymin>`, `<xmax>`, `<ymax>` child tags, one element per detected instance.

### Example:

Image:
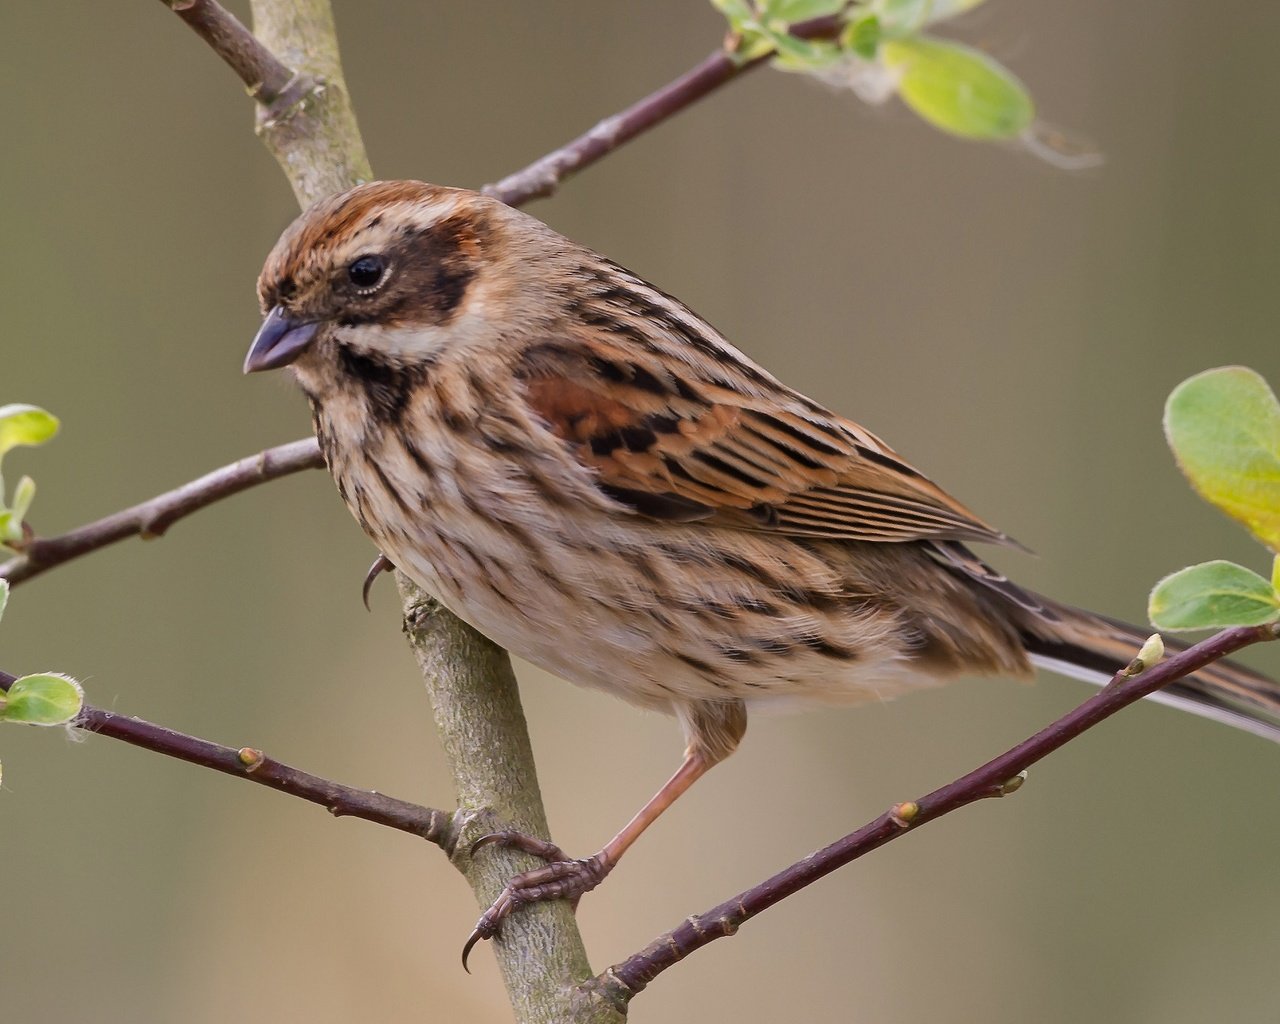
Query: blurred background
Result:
<box><xmin>2</xmin><ymin>2</ymin><xmax>1278</xmax><ymax>1021</ymax></box>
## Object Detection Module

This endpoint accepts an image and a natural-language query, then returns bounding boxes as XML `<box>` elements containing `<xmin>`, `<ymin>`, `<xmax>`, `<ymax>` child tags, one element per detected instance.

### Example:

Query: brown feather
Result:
<box><xmin>517</xmin><ymin>340</ymin><xmax>1013</xmax><ymax>547</ymax></box>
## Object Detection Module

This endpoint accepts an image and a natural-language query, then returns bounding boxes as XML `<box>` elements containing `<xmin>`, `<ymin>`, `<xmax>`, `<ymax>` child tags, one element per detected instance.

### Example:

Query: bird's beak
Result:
<box><xmin>244</xmin><ymin>306</ymin><xmax>322</xmax><ymax>373</ymax></box>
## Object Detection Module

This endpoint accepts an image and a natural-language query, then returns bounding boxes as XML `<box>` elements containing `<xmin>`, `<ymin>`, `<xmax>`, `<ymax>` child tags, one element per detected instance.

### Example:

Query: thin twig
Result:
<box><xmin>484</xmin><ymin>13</ymin><xmax>844</xmax><ymax>206</ymax></box>
<box><xmin>483</xmin><ymin>49</ymin><xmax>755</xmax><ymax>206</ymax></box>
<box><xmin>0</xmin><ymin>438</ymin><xmax>323</xmax><ymax>587</ymax></box>
<box><xmin>0</xmin><ymin>668</ymin><xmax>453</xmax><ymax>845</ymax></box>
<box><xmin>589</xmin><ymin>624</ymin><xmax>1279</xmax><ymax>1005</ymax></box>
<box><xmin>160</xmin><ymin>0</ymin><xmax>314</xmax><ymax>115</ymax></box>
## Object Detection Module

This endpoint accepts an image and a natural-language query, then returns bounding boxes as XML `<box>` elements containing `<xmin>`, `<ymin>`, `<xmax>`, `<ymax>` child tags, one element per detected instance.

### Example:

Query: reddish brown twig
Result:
<box><xmin>0</xmin><ymin>668</ymin><xmax>453</xmax><ymax>845</ymax></box>
<box><xmin>160</xmin><ymin>0</ymin><xmax>314</xmax><ymax>114</ymax></box>
<box><xmin>0</xmin><ymin>438</ymin><xmax>323</xmax><ymax>586</ymax></box>
<box><xmin>165</xmin><ymin>0</ymin><xmax>843</xmax><ymax>208</ymax></box>
<box><xmin>484</xmin><ymin>13</ymin><xmax>845</xmax><ymax>206</ymax></box>
<box><xmin>590</xmin><ymin>624</ymin><xmax>1279</xmax><ymax>1004</ymax></box>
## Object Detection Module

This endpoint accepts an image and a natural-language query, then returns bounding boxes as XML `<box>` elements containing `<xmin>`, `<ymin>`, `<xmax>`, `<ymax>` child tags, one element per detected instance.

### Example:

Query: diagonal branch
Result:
<box><xmin>0</xmin><ymin>438</ymin><xmax>323</xmax><ymax>587</ymax></box>
<box><xmin>484</xmin><ymin>13</ymin><xmax>844</xmax><ymax>206</ymax></box>
<box><xmin>483</xmin><ymin>48</ymin><xmax>760</xmax><ymax>206</ymax></box>
<box><xmin>589</xmin><ymin>624</ymin><xmax>1280</xmax><ymax>1005</ymax></box>
<box><xmin>0</xmin><ymin>669</ymin><xmax>452</xmax><ymax>843</ymax></box>
<box><xmin>160</xmin><ymin>0</ymin><xmax>314</xmax><ymax>115</ymax></box>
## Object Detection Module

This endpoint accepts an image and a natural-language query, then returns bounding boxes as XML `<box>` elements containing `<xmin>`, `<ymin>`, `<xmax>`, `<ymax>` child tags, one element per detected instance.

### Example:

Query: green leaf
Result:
<box><xmin>0</xmin><ymin>578</ymin><xmax>8</xmax><ymax>625</ymax></box>
<box><xmin>872</xmin><ymin>0</ymin><xmax>988</xmax><ymax>35</ymax></box>
<box><xmin>0</xmin><ymin>511</ymin><xmax>19</xmax><ymax>547</ymax></box>
<box><xmin>880</xmin><ymin>36</ymin><xmax>1034</xmax><ymax>138</ymax></box>
<box><xmin>0</xmin><ymin>672</ymin><xmax>84</xmax><ymax>726</ymax></box>
<box><xmin>710</xmin><ymin>0</ymin><xmax>754</xmax><ymax>18</ymax></box>
<box><xmin>873</xmin><ymin>0</ymin><xmax>933</xmax><ymax>35</ymax></box>
<box><xmin>710</xmin><ymin>0</ymin><xmax>761</xmax><ymax>33</ymax></box>
<box><xmin>843</xmin><ymin>14</ymin><xmax>882</xmax><ymax>59</ymax></box>
<box><xmin>762</xmin><ymin>0</ymin><xmax>848</xmax><ymax>21</ymax></box>
<box><xmin>1149</xmin><ymin>560</ymin><xmax>1280</xmax><ymax>631</ymax></box>
<box><xmin>768</xmin><ymin>28</ymin><xmax>843</xmax><ymax>71</ymax></box>
<box><xmin>0</xmin><ymin>405</ymin><xmax>60</xmax><ymax>462</ymax></box>
<box><xmin>1164</xmin><ymin>366</ymin><xmax>1280</xmax><ymax>552</ymax></box>
<box><xmin>10</xmin><ymin>475</ymin><xmax>35</xmax><ymax>523</ymax></box>
<box><xmin>0</xmin><ymin>476</ymin><xmax>35</xmax><ymax>546</ymax></box>
<box><xmin>736</xmin><ymin>31</ymin><xmax>780</xmax><ymax>63</ymax></box>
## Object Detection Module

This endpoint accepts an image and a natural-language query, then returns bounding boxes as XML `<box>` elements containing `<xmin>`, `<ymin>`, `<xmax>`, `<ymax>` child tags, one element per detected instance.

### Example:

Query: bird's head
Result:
<box><xmin>245</xmin><ymin>180</ymin><xmax>552</xmax><ymax>389</ymax></box>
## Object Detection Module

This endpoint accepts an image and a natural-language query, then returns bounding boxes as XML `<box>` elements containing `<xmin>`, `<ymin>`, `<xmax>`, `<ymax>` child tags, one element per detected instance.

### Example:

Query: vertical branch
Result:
<box><xmin>249</xmin><ymin>0</ymin><xmax>371</xmax><ymax>205</ymax></box>
<box><xmin>241</xmin><ymin>3</ymin><xmax>615</xmax><ymax>1020</ymax></box>
<box><xmin>397</xmin><ymin>580</ymin><xmax>616</xmax><ymax>1024</ymax></box>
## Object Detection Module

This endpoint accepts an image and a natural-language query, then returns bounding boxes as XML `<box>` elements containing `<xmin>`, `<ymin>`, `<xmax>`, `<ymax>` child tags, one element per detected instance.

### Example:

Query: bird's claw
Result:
<box><xmin>470</xmin><ymin>829</ymin><xmax>568</xmax><ymax>862</ymax></box>
<box><xmin>361</xmin><ymin>553</ymin><xmax>395</xmax><ymax>610</ymax></box>
<box><xmin>461</xmin><ymin>831</ymin><xmax>610</xmax><ymax>972</ymax></box>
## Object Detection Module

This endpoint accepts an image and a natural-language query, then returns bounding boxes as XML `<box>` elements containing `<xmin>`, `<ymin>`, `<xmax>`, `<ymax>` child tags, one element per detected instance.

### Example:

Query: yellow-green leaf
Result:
<box><xmin>873</xmin><ymin>0</ymin><xmax>932</xmax><ymax>34</ymax></box>
<box><xmin>10</xmin><ymin>474</ymin><xmax>35</xmax><ymax>522</ymax></box>
<box><xmin>881</xmin><ymin>36</ymin><xmax>1034</xmax><ymax>138</ymax></box>
<box><xmin>1149</xmin><ymin>560</ymin><xmax>1280</xmax><ymax>631</ymax></box>
<box><xmin>0</xmin><ymin>405</ymin><xmax>59</xmax><ymax>460</ymax></box>
<box><xmin>843</xmin><ymin>14</ymin><xmax>882</xmax><ymax>59</ymax></box>
<box><xmin>1</xmin><ymin>672</ymin><xmax>83</xmax><ymax>726</ymax></box>
<box><xmin>872</xmin><ymin>0</ymin><xmax>990</xmax><ymax>34</ymax></box>
<box><xmin>1165</xmin><ymin>366</ymin><xmax>1280</xmax><ymax>552</ymax></box>
<box><xmin>769</xmin><ymin>29</ymin><xmax>843</xmax><ymax>71</ymax></box>
<box><xmin>0</xmin><ymin>511</ymin><xmax>20</xmax><ymax>546</ymax></box>
<box><xmin>762</xmin><ymin>0</ymin><xmax>847</xmax><ymax>21</ymax></box>
<box><xmin>711</xmin><ymin>0</ymin><xmax>756</xmax><ymax>23</ymax></box>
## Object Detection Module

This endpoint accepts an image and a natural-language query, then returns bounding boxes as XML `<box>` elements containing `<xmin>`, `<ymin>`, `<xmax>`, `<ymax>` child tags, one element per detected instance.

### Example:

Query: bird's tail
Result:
<box><xmin>1020</xmin><ymin>599</ymin><xmax>1280</xmax><ymax>744</ymax></box>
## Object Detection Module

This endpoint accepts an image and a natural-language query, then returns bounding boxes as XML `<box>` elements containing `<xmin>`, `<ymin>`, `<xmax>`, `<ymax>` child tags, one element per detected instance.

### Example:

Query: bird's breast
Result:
<box><xmin>310</xmin><ymin>387</ymin><xmax>946</xmax><ymax>715</ymax></box>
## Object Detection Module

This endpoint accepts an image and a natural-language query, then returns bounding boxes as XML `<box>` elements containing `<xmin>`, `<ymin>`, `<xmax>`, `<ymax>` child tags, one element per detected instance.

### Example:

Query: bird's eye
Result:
<box><xmin>348</xmin><ymin>255</ymin><xmax>387</xmax><ymax>290</ymax></box>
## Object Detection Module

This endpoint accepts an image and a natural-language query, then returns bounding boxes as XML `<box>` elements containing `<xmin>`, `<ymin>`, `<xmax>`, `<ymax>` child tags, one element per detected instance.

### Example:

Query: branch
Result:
<box><xmin>590</xmin><ymin>624</ymin><xmax>1280</xmax><ymax>1005</ymax></box>
<box><xmin>160</xmin><ymin>0</ymin><xmax>313</xmax><ymax>116</ymax></box>
<box><xmin>0</xmin><ymin>438</ymin><xmax>322</xmax><ymax>587</ymax></box>
<box><xmin>483</xmin><ymin>13</ymin><xmax>843</xmax><ymax>206</ymax></box>
<box><xmin>240</xmin><ymin>4</ymin><xmax>612</xmax><ymax>1020</ymax></box>
<box><xmin>0</xmin><ymin>669</ymin><xmax>451</xmax><ymax>843</ymax></box>
<box><xmin>397</xmin><ymin>580</ymin><xmax>617</xmax><ymax>1022</ymax></box>
<box><xmin>163</xmin><ymin>0</ymin><xmax>371</xmax><ymax>206</ymax></box>
<box><xmin>247</xmin><ymin>0</ymin><xmax>372</xmax><ymax>208</ymax></box>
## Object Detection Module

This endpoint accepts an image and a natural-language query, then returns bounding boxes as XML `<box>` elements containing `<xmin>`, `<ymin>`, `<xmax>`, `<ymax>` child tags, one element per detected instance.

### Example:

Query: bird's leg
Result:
<box><xmin>462</xmin><ymin>750</ymin><xmax>711</xmax><ymax>969</ymax></box>
<box><xmin>461</xmin><ymin>698</ymin><xmax>747</xmax><ymax>970</ymax></box>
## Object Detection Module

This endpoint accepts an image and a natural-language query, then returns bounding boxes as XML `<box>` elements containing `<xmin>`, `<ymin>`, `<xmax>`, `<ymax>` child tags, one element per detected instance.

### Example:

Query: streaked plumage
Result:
<box><xmin>247</xmin><ymin>180</ymin><xmax>1280</xmax><ymax>953</ymax></box>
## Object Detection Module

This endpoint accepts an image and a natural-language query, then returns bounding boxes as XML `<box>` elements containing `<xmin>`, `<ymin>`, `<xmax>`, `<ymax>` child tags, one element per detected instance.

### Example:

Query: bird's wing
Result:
<box><xmin>515</xmin><ymin>336</ymin><xmax>1015</xmax><ymax>548</ymax></box>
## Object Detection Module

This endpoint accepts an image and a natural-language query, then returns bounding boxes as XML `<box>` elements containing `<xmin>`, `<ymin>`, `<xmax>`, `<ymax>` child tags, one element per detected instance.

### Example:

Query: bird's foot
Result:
<box><xmin>461</xmin><ymin>830</ymin><xmax>612</xmax><ymax>971</ymax></box>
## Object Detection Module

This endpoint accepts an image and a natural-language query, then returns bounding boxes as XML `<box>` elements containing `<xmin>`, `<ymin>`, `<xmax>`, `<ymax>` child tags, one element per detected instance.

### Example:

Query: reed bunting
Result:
<box><xmin>245</xmin><ymin>180</ymin><xmax>1280</xmax><ymax>961</ymax></box>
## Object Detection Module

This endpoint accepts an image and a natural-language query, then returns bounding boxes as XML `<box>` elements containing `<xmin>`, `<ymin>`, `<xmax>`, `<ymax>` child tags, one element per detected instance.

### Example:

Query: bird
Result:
<box><xmin>244</xmin><ymin>179</ymin><xmax>1280</xmax><ymax>963</ymax></box>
